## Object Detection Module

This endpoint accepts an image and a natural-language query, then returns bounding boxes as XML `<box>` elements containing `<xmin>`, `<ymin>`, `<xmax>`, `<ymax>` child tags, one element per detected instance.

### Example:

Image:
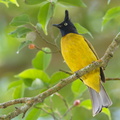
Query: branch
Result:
<box><xmin>106</xmin><ymin>78</ymin><xmax>120</xmax><ymax>81</ymax></box>
<box><xmin>30</xmin><ymin>23</ymin><xmax>57</xmax><ymax>47</ymax></box>
<box><xmin>101</xmin><ymin>32</ymin><xmax>120</xmax><ymax>67</ymax></box>
<box><xmin>0</xmin><ymin>98</ymin><xmax>32</xmax><ymax>109</ymax></box>
<box><xmin>0</xmin><ymin>32</ymin><xmax>120</xmax><ymax>120</ymax></box>
<box><xmin>35</xmin><ymin>45</ymin><xmax>60</xmax><ymax>54</ymax></box>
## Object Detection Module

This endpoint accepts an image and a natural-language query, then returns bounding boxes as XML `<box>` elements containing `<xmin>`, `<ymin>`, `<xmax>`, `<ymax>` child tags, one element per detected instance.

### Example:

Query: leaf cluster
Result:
<box><xmin>1</xmin><ymin>0</ymin><xmax>120</xmax><ymax>119</ymax></box>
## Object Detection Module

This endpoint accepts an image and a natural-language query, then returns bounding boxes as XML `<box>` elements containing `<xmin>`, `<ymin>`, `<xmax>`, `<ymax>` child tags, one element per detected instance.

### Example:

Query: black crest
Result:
<box><xmin>53</xmin><ymin>10</ymin><xmax>78</xmax><ymax>36</ymax></box>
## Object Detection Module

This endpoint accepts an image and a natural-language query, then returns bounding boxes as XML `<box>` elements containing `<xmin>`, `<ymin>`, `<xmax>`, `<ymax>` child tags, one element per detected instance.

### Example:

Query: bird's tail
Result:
<box><xmin>88</xmin><ymin>83</ymin><xmax>112</xmax><ymax>116</ymax></box>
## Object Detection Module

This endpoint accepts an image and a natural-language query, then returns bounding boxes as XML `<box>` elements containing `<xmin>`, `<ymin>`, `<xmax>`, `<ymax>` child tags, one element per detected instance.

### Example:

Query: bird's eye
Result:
<box><xmin>64</xmin><ymin>22</ymin><xmax>68</xmax><ymax>26</ymax></box>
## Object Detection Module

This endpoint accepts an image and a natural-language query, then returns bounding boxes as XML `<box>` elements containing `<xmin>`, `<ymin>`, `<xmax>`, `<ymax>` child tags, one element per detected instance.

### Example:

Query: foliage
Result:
<box><xmin>1</xmin><ymin>0</ymin><xmax>120</xmax><ymax>120</ymax></box>
<box><xmin>32</xmin><ymin>48</ymin><xmax>52</xmax><ymax>70</ymax></box>
<box><xmin>0</xmin><ymin>0</ymin><xmax>19</xmax><ymax>7</ymax></box>
<box><xmin>74</xmin><ymin>23</ymin><xmax>93</xmax><ymax>38</ymax></box>
<box><xmin>38</xmin><ymin>1</ymin><xmax>55</xmax><ymax>35</ymax></box>
<box><xmin>8</xmin><ymin>0</ymin><xmax>89</xmax><ymax>52</ymax></box>
<box><xmin>102</xmin><ymin>6</ymin><xmax>120</xmax><ymax>29</ymax></box>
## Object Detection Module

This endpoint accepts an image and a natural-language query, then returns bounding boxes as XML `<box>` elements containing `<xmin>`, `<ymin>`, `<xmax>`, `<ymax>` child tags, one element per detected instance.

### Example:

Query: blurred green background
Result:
<box><xmin>0</xmin><ymin>0</ymin><xmax>120</xmax><ymax>120</ymax></box>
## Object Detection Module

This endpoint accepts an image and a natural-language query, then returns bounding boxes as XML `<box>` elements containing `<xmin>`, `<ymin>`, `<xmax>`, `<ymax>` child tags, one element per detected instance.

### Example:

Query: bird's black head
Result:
<box><xmin>53</xmin><ymin>10</ymin><xmax>78</xmax><ymax>36</ymax></box>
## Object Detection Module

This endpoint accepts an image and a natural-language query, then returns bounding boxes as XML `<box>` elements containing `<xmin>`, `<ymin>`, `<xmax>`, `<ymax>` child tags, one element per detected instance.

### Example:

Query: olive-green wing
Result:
<box><xmin>84</xmin><ymin>38</ymin><xmax>105</xmax><ymax>82</ymax></box>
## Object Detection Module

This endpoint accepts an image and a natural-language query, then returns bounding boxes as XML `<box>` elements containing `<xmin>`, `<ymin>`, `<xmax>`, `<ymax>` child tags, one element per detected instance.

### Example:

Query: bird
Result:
<box><xmin>53</xmin><ymin>10</ymin><xmax>112</xmax><ymax>116</ymax></box>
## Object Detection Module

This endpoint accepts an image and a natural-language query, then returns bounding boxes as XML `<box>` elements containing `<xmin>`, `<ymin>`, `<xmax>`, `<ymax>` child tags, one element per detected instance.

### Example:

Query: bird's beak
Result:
<box><xmin>53</xmin><ymin>24</ymin><xmax>60</xmax><ymax>28</ymax></box>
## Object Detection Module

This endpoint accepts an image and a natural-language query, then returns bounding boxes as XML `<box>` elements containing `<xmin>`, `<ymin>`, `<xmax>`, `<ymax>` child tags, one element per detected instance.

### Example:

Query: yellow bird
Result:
<box><xmin>53</xmin><ymin>10</ymin><xmax>112</xmax><ymax>116</ymax></box>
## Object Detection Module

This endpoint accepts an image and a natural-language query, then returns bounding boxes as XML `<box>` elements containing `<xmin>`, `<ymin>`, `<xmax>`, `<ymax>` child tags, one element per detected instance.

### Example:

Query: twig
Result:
<box><xmin>0</xmin><ymin>102</ymin><xmax>34</xmax><ymax>120</ymax></box>
<box><xmin>36</xmin><ymin>106</ymin><xmax>58</xmax><ymax>120</ymax></box>
<box><xmin>0</xmin><ymin>98</ymin><xmax>31</xmax><ymax>109</ymax></box>
<box><xmin>59</xmin><ymin>69</ymin><xmax>73</xmax><ymax>75</ymax></box>
<box><xmin>35</xmin><ymin>45</ymin><xmax>60</xmax><ymax>54</ymax></box>
<box><xmin>62</xmin><ymin>105</ymin><xmax>74</xmax><ymax>118</ymax></box>
<box><xmin>49</xmin><ymin>97</ymin><xmax>58</xmax><ymax>119</ymax></box>
<box><xmin>55</xmin><ymin>92</ymin><xmax>69</xmax><ymax>109</ymax></box>
<box><xmin>53</xmin><ymin>33</ymin><xmax>61</xmax><ymax>48</ymax></box>
<box><xmin>101</xmin><ymin>32</ymin><xmax>120</xmax><ymax>67</ymax></box>
<box><xmin>0</xmin><ymin>32</ymin><xmax>120</xmax><ymax>119</ymax></box>
<box><xmin>30</xmin><ymin>23</ymin><xmax>57</xmax><ymax>47</ymax></box>
<box><xmin>106</xmin><ymin>78</ymin><xmax>120</xmax><ymax>81</ymax></box>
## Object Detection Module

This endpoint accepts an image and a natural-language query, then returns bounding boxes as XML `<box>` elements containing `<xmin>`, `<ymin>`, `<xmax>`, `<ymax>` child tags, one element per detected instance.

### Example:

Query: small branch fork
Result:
<box><xmin>0</xmin><ymin>32</ymin><xmax>120</xmax><ymax>120</ymax></box>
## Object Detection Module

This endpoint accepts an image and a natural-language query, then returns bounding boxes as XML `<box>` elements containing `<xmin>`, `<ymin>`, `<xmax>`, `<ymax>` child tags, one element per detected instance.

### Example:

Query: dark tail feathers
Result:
<box><xmin>88</xmin><ymin>84</ymin><xmax>112</xmax><ymax>116</ymax></box>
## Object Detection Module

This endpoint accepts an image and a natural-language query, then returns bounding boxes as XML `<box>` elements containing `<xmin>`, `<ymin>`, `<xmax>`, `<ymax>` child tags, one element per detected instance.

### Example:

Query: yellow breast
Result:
<box><xmin>61</xmin><ymin>33</ymin><xmax>100</xmax><ymax>92</ymax></box>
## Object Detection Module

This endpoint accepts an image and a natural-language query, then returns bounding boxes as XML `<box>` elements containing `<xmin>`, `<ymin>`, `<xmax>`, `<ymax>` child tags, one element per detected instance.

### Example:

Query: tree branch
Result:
<box><xmin>106</xmin><ymin>78</ymin><xmax>120</xmax><ymax>81</ymax></box>
<box><xmin>30</xmin><ymin>23</ymin><xmax>57</xmax><ymax>47</ymax></box>
<box><xmin>0</xmin><ymin>98</ymin><xmax>32</xmax><ymax>109</ymax></box>
<box><xmin>0</xmin><ymin>32</ymin><xmax>120</xmax><ymax>120</ymax></box>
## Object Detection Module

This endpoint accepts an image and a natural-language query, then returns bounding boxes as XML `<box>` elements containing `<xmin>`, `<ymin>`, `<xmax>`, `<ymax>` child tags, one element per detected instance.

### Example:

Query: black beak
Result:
<box><xmin>53</xmin><ymin>24</ymin><xmax>58</xmax><ymax>27</ymax></box>
<box><xmin>53</xmin><ymin>24</ymin><xmax>61</xmax><ymax>28</ymax></box>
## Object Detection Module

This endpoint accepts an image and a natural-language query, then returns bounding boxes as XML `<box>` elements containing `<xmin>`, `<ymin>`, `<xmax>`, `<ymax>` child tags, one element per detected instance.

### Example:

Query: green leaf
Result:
<box><xmin>80</xmin><ymin>99</ymin><xmax>92</xmax><ymax>110</ymax></box>
<box><xmin>9</xmin><ymin>27</ymin><xmax>32</xmax><ymax>38</ymax></box>
<box><xmin>58</xmin><ymin>0</ymin><xmax>86</xmax><ymax>7</ymax></box>
<box><xmin>38</xmin><ymin>2</ymin><xmax>55</xmax><ymax>35</ymax></box>
<box><xmin>23</xmin><ymin>78</ymin><xmax>33</xmax><ymax>86</ymax></box>
<box><xmin>0</xmin><ymin>1</ymin><xmax>9</xmax><ymax>7</ymax></box>
<box><xmin>25</xmin><ymin>108</ymin><xmax>41</xmax><ymax>120</ymax></box>
<box><xmin>16</xmin><ymin>40</ymin><xmax>32</xmax><ymax>54</ymax></box>
<box><xmin>10</xmin><ymin>0</ymin><xmax>19</xmax><ymax>7</ymax></box>
<box><xmin>32</xmin><ymin>48</ymin><xmax>51</xmax><ymax>70</ymax></box>
<box><xmin>102</xmin><ymin>108</ymin><xmax>112</xmax><ymax>120</ymax></box>
<box><xmin>17</xmin><ymin>69</ymin><xmax>50</xmax><ymax>83</ymax></box>
<box><xmin>71</xmin><ymin>79</ymin><xmax>87</xmax><ymax>97</ymax></box>
<box><xmin>25</xmin><ymin>0</ymin><xmax>45</xmax><ymax>5</ymax></box>
<box><xmin>10</xmin><ymin>14</ymin><xmax>30</xmax><ymax>26</ymax></box>
<box><xmin>30</xmin><ymin>78</ymin><xmax>45</xmax><ymax>90</ymax></box>
<box><xmin>102</xmin><ymin>7</ymin><xmax>120</xmax><ymax>28</ymax></box>
<box><xmin>8</xmin><ymin>80</ymin><xmax>23</xmax><ymax>90</ymax></box>
<box><xmin>50</xmin><ymin>71</ymin><xmax>69</xmax><ymax>84</ymax></box>
<box><xmin>13</xmin><ymin>84</ymin><xmax>24</xmax><ymax>99</ymax></box>
<box><xmin>74</xmin><ymin>23</ymin><xmax>93</xmax><ymax>38</ymax></box>
<box><xmin>0</xmin><ymin>0</ymin><xmax>19</xmax><ymax>7</ymax></box>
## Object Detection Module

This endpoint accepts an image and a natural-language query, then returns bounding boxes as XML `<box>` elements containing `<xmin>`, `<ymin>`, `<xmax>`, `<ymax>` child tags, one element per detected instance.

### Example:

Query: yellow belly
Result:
<box><xmin>61</xmin><ymin>33</ymin><xmax>100</xmax><ymax>92</ymax></box>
